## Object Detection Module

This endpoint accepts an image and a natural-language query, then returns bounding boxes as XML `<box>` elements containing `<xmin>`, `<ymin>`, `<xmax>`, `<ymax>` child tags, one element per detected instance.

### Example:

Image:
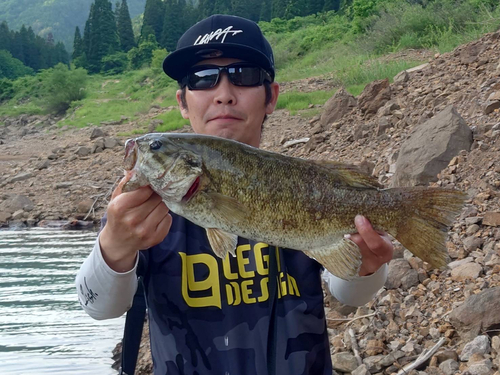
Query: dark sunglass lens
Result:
<box><xmin>189</xmin><ymin>68</ymin><xmax>219</xmax><ymax>89</ymax></box>
<box><xmin>229</xmin><ymin>66</ymin><xmax>261</xmax><ymax>86</ymax></box>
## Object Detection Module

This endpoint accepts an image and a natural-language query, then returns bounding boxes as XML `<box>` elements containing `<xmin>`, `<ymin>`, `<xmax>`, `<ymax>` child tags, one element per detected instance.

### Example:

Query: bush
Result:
<box><xmin>101</xmin><ymin>52</ymin><xmax>129</xmax><ymax>75</ymax></box>
<box><xmin>0</xmin><ymin>50</ymin><xmax>34</xmax><ymax>80</ymax></box>
<box><xmin>151</xmin><ymin>48</ymin><xmax>168</xmax><ymax>76</ymax></box>
<box><xmin>39</xmin><ymin>64</ymin><xmax>88</xmax><ymax>114</ymax></box>
<box><xmin>128</xmin><ymin>35</ymin><xmax>159</xmax><ymax>69</ymax></box>
<box><xmin>0</xmin><ymin>78</ymin><xmax>14</xmax><ymax>102</ymax></box>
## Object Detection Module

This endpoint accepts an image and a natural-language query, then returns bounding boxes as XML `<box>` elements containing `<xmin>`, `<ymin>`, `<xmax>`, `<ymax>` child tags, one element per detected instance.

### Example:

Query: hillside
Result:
<box><xmin>1</xmin><ymin>29</ymin><xmax>499</xmax><ymax>374</ymax></box>
<box><xmin>0</xmin><ymin>0</ymin><xmax>146</xmax><ymax>50</ymax></box>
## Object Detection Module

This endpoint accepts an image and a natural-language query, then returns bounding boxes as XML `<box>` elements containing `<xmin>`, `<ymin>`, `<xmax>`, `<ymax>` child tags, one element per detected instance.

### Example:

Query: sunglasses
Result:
<box><xmin>181</xmin><ymin>63</ymin><xmax>273</xmax><ymax>90</ymax></box>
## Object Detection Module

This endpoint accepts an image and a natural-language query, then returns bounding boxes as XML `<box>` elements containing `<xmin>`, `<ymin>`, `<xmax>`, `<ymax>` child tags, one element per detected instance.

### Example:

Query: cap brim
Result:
<box><xmin>163</xmin><ymin>43</ymin><xmax>275</xmax><ymax>82</ymax></box>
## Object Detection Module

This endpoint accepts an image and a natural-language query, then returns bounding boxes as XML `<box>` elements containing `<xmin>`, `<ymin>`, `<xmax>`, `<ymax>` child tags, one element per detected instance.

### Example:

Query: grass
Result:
<box><xmin>154</xmin><ymin>110</ymin><xmax>190</xmax><ymax>132</ymax></box>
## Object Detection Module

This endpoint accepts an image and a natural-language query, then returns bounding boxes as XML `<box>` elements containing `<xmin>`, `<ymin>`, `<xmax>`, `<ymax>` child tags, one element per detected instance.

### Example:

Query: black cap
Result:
<box><xmin>163</xmin><ymin>14</ymin><xmax>275</xmax><ymax>82</ymax></box>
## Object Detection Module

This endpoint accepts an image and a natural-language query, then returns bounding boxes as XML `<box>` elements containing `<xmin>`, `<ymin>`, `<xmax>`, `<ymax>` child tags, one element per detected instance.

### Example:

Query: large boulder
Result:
<box><xmin>320</xmin><ymin>88</ymin><xmax>357</xmax><ymax>127</ymax></box>
<box><xmin>391</xmin><ymin>106</ymin><xmax>473</xmax><ymax>187</ymax></box>
<box><xmin>449</xmin><ymin>287</ymin><xmax>500</xmax><ymax>342</ymax></box>
<box><xmin>357</xmin><ymin>79</ymin><xmax>391</xmax><ymax>115</ymax></box>
<box><xmin>0</xmin><ymin>194</ymin><xmax>35</xmax><ymax>214</ymax></box>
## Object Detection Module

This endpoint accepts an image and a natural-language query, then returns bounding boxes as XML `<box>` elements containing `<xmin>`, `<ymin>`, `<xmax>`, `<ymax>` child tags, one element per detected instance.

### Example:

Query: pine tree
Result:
<box><xmin>161</xmin><ymin>0</ymin><xmax>184</xmax><ymax>52</ymax></box>
<box><xmin>0</xmin><ymin>21</ymin><xmax>11</xmax><ymax>52</ymax></box>
<box><xmin>73</xmin><ymin>27</ymin><xmax>84</xmax><ymax>60</ymax></box>
<box><xmin>323</xmin><ymin>0</ymin><xmax>340</xmax><ymax>11</ymax></box>
<box><xmin>141</xmin><ymin>0</ymin><xmax>165</xmax><ymax>43</ymax></box>
<box><xmin>285</xmin><ymin>0</ymin><xmax>307</xmax><ymax>19</ymax></box>
<box><xmin>198</xmin><ymin>0</ymin><xmax>214</xmax><ymax>19</ymax></box>
<box><xmin>309</xmin><ymin>0</ymin><xmax>325</xmax><ymax>14</ymax></box>
<box><xmin>117</xmin><ymin>0</ymin><xmax>136</xmax><ymax>52</ymax></box>
<box><xmin>272</xmin><ymin>0</ymin><xmax>287</xmax><ymax>19</ymax></box>
<box><xmin>260</xmin><ymin>0</ymin><xmax>272</xmax><ymax>22</ymax></box>
<box><xmin>86</xmin><ymin>0</ymin><xmax>120</xmax><ymax>73</ymax></box>
<box><xmin>213</xmin><ymin>0</ymin><xmax>231</xmax><ymax>14</ymax></box>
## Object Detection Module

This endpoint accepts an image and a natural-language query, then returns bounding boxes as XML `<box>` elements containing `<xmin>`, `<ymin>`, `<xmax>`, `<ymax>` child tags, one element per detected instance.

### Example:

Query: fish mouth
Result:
<box><xmin>123</xmin><ymin>139</ymin><xmax>137</xmax><ymax>171</ymax></box>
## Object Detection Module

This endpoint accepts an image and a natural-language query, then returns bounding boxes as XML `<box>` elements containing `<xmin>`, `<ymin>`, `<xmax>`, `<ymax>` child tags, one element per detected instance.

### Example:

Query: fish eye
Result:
<box><xmin>149</xmin><ymin>140</ymin><xmax>162</xmax><ymax>151</ymax></box>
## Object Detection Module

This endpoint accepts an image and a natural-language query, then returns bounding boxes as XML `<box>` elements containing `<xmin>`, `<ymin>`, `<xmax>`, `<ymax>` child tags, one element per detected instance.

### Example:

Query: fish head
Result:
<box><xmin>123</xmin><ymin>133</ymin><xmax>203</xmax><ymax>203</ymax></box>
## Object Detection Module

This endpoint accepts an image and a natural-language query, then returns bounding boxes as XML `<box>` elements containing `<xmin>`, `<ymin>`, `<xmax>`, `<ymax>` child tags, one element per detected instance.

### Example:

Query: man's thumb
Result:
<box><xmin>111</xmin><ymin>171</ymin><xmax>133</xmax><ymax>200</ymax></box>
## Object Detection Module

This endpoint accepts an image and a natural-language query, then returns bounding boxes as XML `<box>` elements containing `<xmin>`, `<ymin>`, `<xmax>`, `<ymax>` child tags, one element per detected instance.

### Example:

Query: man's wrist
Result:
<box><xmin>99</xmin><ymin>228</ymin><xmax>137</xmax><ymax>273</ymax></box>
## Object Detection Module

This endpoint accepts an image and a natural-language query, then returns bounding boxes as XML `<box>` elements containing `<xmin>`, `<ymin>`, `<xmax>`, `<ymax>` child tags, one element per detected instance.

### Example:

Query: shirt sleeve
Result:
<box><xmin>322</xmin><ymin>263</ymin><xmax>388</xmax><ymax>307</ymax></box>
<box><xmin>75</xmin><ymin>234</ymin><xmax>139</xmax><ymax>320</ymax></box>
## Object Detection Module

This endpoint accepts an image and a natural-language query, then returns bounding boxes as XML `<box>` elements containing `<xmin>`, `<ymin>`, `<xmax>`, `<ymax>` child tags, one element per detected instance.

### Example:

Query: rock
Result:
<box><xmin>484</xmin><ymin>91</ymin><xmax>500</xmax><ymax>114</ymax></box>
<box><xmin>0</xmin><ymin>211</ymin><xmax>12</xmax><ymax>222</ymax></box>
<box><xmin>37</xmin><ymin>160</ymin><xmax>50</xmax><ymax>170</ymax></box>
<box><xmin>467</xmin><ymin>359</ymin><xmax>493</xmax><ymax>375</ymax></box>
<box><xmin>320</xmin><ymin>88</ymin><xmax>357</xmax><ymax>126</ymax></box>
<box><xmin>55</xmin><ymin>182</ymin><xmax>72</xmax><ymax>189</ymax></box>
<box><xmin>439</xmin><ymin>359</ymin><xmax>459</xmax><ymax>375</ymax></box>
<box><xmin>365</xmin><ymin>339</ymin><xmax>384</xmax><ymax>356</ymax></box>
<box><xmin>392</xmin><ymin>106</ymin><xmax>473</xmax><ymax>187</ymax></box>
<box><xmin>358</xmin><ymin>79</ymin><xmax>391</xmax><ymax>115</ymax></box>
<box><xmin>90</xmin><ymin>127</ymin><xmax>106</xmax><ymax>139</ymax></box>
<box><xmin>451</xmin><ymin>262</ymin><xmax>482</xmax><ymax>281</ymax></box>
<box><xmin>76</xmin><ymin>198</ymin><xmax>94</xmax><ymax>213</ymax></box>
<box><xmin>0</xmin><ymin>194</ymin><xmax>34</xmax><ymax>214</ymax></box>
<box><xmin>483</xmin><ymin>212</ymin><xmax>500</xmax><ymax>226</ymax></box>
<box><xmin>460</xmin><ymin>335</ymin><xmax>491</xmax><ymax>361</ymax></box>
<box><xmin>394</xmin><ymin>70</ymin><xmax>410</xmax><ymax>83</ymax></box>
<box><xmin>76</xmin><ymin>146</ymin><xmax>91</xmax><ymax>157</ymax></box>
<box><xmin>11</xmin><ymin>209</ymin><xmax>25</xmax><ymax>220</ymax></box>
<box><xmin>10</xmin><ymin>172</ymin><xmax>34</xmax><ymax>183</ymax></box>
<box><xmin>449</xmin><ymin>287</ymin><xmax>500</xmax><ymax>342</ymax></box>
<box><xmin>331</xmin><ymin>352</ymin><xmax>358</xmax><ymax>372</ymax></box>
<box><xmin>385</xmin><ymin>259</ymin><xmax>415</xmax><ymax>289</ymax></box>
<box><xmin>103</xmin><ymin>137</ymin><xmax>119</xmax><ymax>149</ymax></box>
<box><xmin>352</xmin><ymin>364</ymin><xmax>370</xmax><ymax>375</ymax></box>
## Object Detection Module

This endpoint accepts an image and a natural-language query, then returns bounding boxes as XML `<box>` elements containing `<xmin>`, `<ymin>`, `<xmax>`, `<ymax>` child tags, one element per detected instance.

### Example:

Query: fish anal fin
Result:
<box><xmin>311</xmin><ymin>160</ymin><xmax>382</xmax><ymax>189</ymax></box>
<box><xmin>307</xmin><ymin>239</ymin><xmax>362</xmax><ymax>280</ymax></box>
<box><xmin>206</xmin><ymin>228</ymin><xmax>238</xmax><ymax>259</ymax></box>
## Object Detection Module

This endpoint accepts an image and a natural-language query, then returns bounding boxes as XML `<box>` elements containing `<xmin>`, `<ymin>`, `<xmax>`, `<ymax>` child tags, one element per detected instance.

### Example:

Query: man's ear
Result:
<box><xmin>266</xmin><ymin>82</ymin><xmax>280</xmax><ymax>115</ymax></box>
<box><xmin>176</xmin><ymin>89</ymin><xmax>189</xmax><ymax>119</ymax></box>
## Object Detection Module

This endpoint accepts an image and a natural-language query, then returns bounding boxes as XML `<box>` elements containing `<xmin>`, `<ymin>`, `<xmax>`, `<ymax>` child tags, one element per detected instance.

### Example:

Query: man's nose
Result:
<box><xmin>213</xmin><ymin>72</ymin><xmax>237</xmax><ymax>105</ymax></box>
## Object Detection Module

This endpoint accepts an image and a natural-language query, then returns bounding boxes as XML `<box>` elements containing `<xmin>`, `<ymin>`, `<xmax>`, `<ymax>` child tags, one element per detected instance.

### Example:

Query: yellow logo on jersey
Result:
<box><xmin>179</xmin><ymin>244</ymin><xmax>300</xmax><ymax>308</ymax></box>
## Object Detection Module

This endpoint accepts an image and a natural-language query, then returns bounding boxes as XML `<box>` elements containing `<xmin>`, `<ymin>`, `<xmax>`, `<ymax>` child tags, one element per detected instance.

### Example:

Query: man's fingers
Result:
<box><xmin>354</xmin><ymin>215</ymin><xmax>389</xmax><ymax>257</ymax></box>
<box><xmin>111</xmin><ymin>171</ymin><xmax>133</xmax><ymax>200</ymax></box>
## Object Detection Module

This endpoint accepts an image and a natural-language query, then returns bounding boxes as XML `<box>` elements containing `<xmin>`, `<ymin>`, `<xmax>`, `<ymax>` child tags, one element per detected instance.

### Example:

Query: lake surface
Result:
<box><xmin>0</xmin><ymin>229</ymin><xmax>125</xmax><ymax>374</ymax></box>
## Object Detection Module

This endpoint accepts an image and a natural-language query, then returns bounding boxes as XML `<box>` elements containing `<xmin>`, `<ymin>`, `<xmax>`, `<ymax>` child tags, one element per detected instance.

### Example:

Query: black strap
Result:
<box><xmin>119</xmin><ymin>255</ymin><xmax>148</xmax><ymax>375</ymax></box>
<box><xmin>266</xmin><ymin>246</ymin><xmax>279</xmax><ymax>375</ymax></box>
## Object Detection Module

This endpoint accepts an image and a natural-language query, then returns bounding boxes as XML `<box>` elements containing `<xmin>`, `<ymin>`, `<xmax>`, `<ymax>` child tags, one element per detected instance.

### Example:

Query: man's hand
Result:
<box><xmin>99</xmin><ymin>173</ymin><xmax>172</xmax><ymax>272</ymax></box>
<box><xmin>349</xmin><ymin>215</ymin><xmax>393</xmax><ymax>277</ymax></box>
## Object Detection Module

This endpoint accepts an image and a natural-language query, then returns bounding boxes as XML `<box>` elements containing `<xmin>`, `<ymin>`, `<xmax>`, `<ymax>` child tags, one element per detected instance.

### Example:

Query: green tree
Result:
<box><xmin>117</xmin><ymin>0</ymin><xmax>136</xmax><ymax>52</ymax></box>
<box><xmin>309</xmin><ymin>0</ymin><xmax>325</xmax><ymax>13</ymax></box>
<box><xmin>0</xmin><ymin>22</ymin><xmax>11</xmax><ymax>51</ymax></box>
<box><xmin>0</xmin><ymin>50</ymin><xmax>34</xmax><ymax>80</ymax></box>
<box><xmin>322</xmin><ymin>0</ymin><xmax>341</xmax><ymax>11</ymax></box>
<box><xmin>272</xmin><ymin>0</ymin><xmax>287</xmax><ymax>19</ymax></box>
<box><xmin>86</xmin><ymin>0</ymin><xmax>120</xmax><ymax>73</ymax></box>
<box><xmin>260</xmin><ymin>0</ymin><xmax>272</xmax><ymax>21</ymax></box>
<box><xmin>127</xmin><ymin>34</ymin><xmax>158</xmax><ymax>69</ymax></box>
<box><xmin>161</xmin><ymin>0</ymin><xmax>184</xmax><ymax>52</ymax></box>
<box><xmin>214</xmin><ymin>0</ymin><xmax>231</xmax><ymax>14</ymax></box>
<box><xmin>198</xmin><ymin>0</ymin><xmax>214</xmax><ymax>19</ymax></box>
<box><xmin>72</xmin><ymin>26</ymin><xmax>84</xmax><ymax>60</ymax></box>
<box><xmin>141</xmin><ymin>0</ymin><xmax>164</xmax><ymax>43</ymax></box>
<box><xmin>285</xmin><ymin>0</ymin><xmax>308</xmax><ymax>19</ymax></box>
<box><xmin>101</xmin><ymin>51</ymin><xmax>129</xmax><ymax>74</ymax></box>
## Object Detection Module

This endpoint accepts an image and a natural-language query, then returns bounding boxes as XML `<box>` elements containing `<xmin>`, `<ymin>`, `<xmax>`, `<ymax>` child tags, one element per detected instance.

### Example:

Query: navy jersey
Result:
<box><xmin>138</xmin><ymin>213</ymin><xmax>331</xmax><ymax>375</ymax></box>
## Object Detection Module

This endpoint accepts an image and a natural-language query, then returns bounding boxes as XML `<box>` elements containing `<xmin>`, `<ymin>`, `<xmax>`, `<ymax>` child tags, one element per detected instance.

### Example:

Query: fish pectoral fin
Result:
<box><xmin>206</xmin><ymin>228</ymin><xmax>238</xmax><ymax>259</ymax></box>
<box><xmin>205</xmin><ymin>192</ymin><xmax>248</xmax><ymax>223</ymax></box>
<box><xmin>308</xmin><ymin>239</ymin><xmax>362</xmax><ymax>281</ymax></box>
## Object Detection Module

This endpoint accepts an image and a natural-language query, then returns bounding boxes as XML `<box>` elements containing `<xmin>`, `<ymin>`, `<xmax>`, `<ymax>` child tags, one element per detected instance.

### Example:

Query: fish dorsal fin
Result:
<box><xmin>306</xmin><ymin>238</ymin><xmax>362</xmax><ymax>280</ymax></box>
<box><xmin>311</xmin><ymin>160</ymin><xmax>382</xmax><ymax>189</ymax></box>
<box><xmin>204</xmin><ymin>192</ymin><xmax>248</xmax><ymax>223</ymax></box>
<box><xmin>206</xmin><ymin>228</ymin><xmax>238</xmax><ymax>258</ymax></box>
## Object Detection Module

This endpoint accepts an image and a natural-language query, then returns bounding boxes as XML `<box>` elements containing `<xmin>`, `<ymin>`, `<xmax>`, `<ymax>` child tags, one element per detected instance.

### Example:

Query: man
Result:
<box><xmin>76</xmin><ymin>14</ymin><xmax>393</xmax><ymax>375</ymax></box>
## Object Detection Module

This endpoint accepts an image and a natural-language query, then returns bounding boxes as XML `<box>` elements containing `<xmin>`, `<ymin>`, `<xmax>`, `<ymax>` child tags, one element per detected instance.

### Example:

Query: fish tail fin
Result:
<box><xmin>390</xmin><ymin>187</ymin><xmax>467</xmax><ymax>269</ymax></box>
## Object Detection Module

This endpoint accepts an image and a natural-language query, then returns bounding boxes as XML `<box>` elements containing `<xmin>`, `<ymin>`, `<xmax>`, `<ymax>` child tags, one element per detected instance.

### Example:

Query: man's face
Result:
<box><xmin>176</xmin><ymin>58</ymin><xmax>279</xmax><ymax>147</ymax></box>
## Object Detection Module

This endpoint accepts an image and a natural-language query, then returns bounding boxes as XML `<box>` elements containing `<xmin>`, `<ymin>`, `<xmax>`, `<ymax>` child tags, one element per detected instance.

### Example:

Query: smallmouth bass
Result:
<box><xmin>123</xmin><ymin>133</ymin><xmax>466</xmax><ymax>280</ymax></box>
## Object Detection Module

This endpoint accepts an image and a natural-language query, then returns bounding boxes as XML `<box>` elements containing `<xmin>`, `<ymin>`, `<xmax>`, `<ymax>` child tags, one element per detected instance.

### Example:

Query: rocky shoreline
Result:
<box><xmin>2</xmin><ymin>31</ymin><xmax>500</xmax><ymax>375</ymax></box>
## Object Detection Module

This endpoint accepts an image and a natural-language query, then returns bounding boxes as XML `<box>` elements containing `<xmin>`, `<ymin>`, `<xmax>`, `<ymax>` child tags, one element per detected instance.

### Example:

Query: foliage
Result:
<box><xmin>117</xmin><ymin>0</ymin><xmax>137</xmax><ymax>52</ymax></box>
<box><xmin>127</xmin><ymin>34</ymin><xmax>159</xmax><ymax>69</ymax></box>
<box><xmin>0</xmin><ymin>79</ymin><xmax>15</xmax><ymax>102</ymax></box>
<box><xmin>150</xmin><ymin>48</ymin><xmax>168</xmax><ymax>76</ymax></box>
<box><xmin>101</xmin><ymin>52</ymin><xmax>129</xmax><ymax>74</ymax></box>
<box><xmin>38</xmin><ymin>64</ymin><xmax>88</xmax><ymax>113</ymax></box>
<box><xmin>0</xmin><ymin>50</ymin><xmax>35</xmax><ymax>80</ymax></box>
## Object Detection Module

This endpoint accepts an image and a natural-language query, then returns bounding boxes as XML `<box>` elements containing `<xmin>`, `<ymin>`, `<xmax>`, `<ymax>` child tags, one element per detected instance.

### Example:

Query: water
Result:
<box><xmin>0</xmin><ymin>229</ymin><xmax>125</xmax><ymax>375</ymax></box>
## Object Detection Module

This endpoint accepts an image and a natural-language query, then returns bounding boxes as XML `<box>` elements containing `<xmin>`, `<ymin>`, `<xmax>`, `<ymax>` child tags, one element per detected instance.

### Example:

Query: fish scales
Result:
<box><xmin>123</xmin><ymin>133</ymin><xmax>467</xmax><ymax>280</ymax></box>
